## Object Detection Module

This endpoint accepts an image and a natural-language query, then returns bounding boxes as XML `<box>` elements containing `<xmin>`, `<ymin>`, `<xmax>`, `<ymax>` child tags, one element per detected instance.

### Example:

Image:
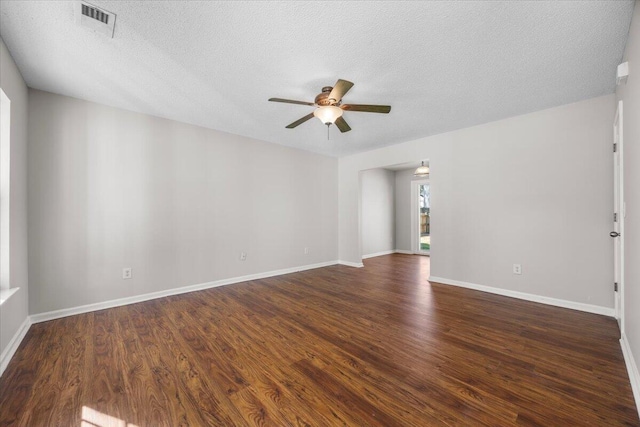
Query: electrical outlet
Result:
<box><xmin>304</xmin><ymin>247</ymin><xmax>309</xmax><ymax>255</ymax></box>
<box><xmin>123</xmin><ymin>268</ymin><xmax>132</xmax><ymax>279</ymax></box>
<box><xmin>513</xmin><ymin>264</ymin><xmax>522</xmax><ymax>275</ymax></box>
<box><xmin>240</xmin><ymin>252</ymin><xmax>247</xmax><ymax>261</ymax></box>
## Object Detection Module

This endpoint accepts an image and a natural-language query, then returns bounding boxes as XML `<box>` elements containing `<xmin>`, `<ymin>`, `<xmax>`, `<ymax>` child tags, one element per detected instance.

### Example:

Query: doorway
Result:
<box><xmin>411</xmin><ymin>179</ymin><xmax>430</xmax><ymax>255</ymax></box>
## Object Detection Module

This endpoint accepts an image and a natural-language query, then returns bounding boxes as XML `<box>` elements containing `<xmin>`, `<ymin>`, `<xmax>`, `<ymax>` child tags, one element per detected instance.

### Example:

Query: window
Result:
<box><xmin>0</xmin><ymin>88</ymin><xmax>13</xmax><ymax>303</ymax></box>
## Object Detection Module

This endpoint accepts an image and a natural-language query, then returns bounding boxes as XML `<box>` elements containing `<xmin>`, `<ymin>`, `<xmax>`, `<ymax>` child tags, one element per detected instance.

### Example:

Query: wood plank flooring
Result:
<box><xmin>0</xmin><ymin>254</ymin><xmax>638</xmax><ymax>426</ymax></box>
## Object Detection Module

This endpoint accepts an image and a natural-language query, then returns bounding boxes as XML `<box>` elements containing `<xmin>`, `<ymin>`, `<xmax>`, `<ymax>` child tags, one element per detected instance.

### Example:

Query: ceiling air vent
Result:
<box><xmin>75</xmin><ymin>2</ymin><xmax>116</xmax><ymax>38</ymax></box>
<box><xmin>82</xmin><ymin>3</ymin><xmax>109</xmax><ymax>24</ymax></box>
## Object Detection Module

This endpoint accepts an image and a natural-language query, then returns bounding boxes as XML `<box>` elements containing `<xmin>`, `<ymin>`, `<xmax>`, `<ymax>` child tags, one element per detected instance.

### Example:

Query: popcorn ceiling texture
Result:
<box><xmin>0</xmin><ymin>1</ymin><xmax>634</xmax><ymax>157</ymax></box>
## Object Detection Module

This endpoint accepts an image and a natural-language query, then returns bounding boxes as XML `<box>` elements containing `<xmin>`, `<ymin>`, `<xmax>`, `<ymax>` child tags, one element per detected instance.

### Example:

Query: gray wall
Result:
<box><xmin>360</xmin><ymin>168</ymin><xmax>395</xmax><ymax>256</ymax></box>
<box><xmin>394</xmin><ymin>168</ymin><xmax>428</xmax><ymax>252</ymax></box>
<box><xmin>27</xmin><ymin>90</ymin><xmax>338</xmax><ymax>314</ymax></box>
<box><xmin>340</xmin><ymin>94</ymin><xmax>615</xmax><ymax>309</ymax></box>
<box><xmin>0</xmin><ymin>38</ymin><xmax>29</xmax><ymax>357</ymax></box>
<box><xmin>617</xmin><ymin>0</ymin><xmax>640</xmax><ymax>388</ymax></box>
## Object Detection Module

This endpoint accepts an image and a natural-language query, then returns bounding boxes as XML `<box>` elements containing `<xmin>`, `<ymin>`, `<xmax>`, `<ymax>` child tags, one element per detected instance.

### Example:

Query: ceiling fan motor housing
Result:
<box><xmin>315</xmin><ymin>86</ymin><xmax>336</xmax><ymax>106</ymax></box>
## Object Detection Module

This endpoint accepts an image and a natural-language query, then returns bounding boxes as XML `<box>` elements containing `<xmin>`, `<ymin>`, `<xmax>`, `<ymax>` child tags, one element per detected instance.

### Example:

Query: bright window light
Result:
<box><xmin>0</xmin><ymin>88</ymin><xmax>10</xmax><ymax>293</ymax></box>
<box><xmin>82</xmin><ymin>406</ymin><xmax>140</xmax><ymax>427</ymax></box>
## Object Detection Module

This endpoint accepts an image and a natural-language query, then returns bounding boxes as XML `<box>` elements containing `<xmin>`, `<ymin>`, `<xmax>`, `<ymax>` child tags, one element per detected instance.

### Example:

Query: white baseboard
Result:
<box><xmin>31</xmin><ymin>260</ymin><xmax>339</xmax><ymax>324</ymax></box>
<box><xmin>363</xmin><ymin>249</ymin><xmax>418</xmax><ymax>258</ymax></box>
<box><xmin>0</xmin><ymin>316</ymin><xmax>31</xmax><ymax>378</ymax></box>
<box><xmin>362</xmin><ymin>250</ymin><xmax>396</xmax><ymax>259</ymax></box>
<box><xmin>428</xmin><ymin>276</ymin><xmax>615</xmax><ymax>317</ymax></box>
<box><xmin>338</xmin><ymin>260</ymin><xmax>364</xmax><ymax>268</ymax></box>
<box><xmin>621</xmin><ymin>333</ymin><xmax>640</xmax><ymax>418</ymax></box>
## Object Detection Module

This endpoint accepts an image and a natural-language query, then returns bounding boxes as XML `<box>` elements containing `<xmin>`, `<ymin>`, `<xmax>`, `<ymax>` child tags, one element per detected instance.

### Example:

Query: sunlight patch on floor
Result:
<box><xmin>81</xmin><ymin>406</ymin><xmax>139</xmax><ymax>427</ymax></box>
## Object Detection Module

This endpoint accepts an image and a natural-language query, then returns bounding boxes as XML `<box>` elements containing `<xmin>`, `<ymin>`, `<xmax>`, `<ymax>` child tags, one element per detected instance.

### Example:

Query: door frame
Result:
<box><xmin>613</xmin><ymin>100</ymin><xmax>625</xmax><ymax>332</ymax></box>
<box><xmin>411</xmin><ymin>179</ymin><xmax>430</xmax><ymax>255</ymax></box>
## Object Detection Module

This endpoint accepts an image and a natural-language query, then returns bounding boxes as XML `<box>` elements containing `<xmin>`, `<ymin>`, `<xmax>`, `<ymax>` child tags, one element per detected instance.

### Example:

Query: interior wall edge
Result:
<box><xmin>360</xmin><ymin>168</ymin><xmax>396</xmax><ymax>256</ymax></box>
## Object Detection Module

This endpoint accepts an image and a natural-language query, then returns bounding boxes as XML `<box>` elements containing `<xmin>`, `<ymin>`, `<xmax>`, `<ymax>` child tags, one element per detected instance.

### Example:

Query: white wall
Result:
<box><xmin>617</xmin><ymin>0</ymin><xmax>640</xmax><ymax>403</ymax></box>
<box><xmin>339</xmin><ymin>94</ymin><xmax>615</xmax><ymax>309</ymax></box>
<box><xmin>0</xmin><ymin>38</ymin><xmax>29</xmax><ymax>363</ymax></box>
<box><xmin>360</xmin><ymin>168</ymin><xmax>395</xmax><ymax>256</ymax></box>
<box><xmin>27</xmin><ymin>89</ymin><xmax>338</xmax><ymax>315</ymax></box>
<box><xmin>395</xmin><ymin>168</ymin><xmax>428</xmax><ymax>252</ymax></box>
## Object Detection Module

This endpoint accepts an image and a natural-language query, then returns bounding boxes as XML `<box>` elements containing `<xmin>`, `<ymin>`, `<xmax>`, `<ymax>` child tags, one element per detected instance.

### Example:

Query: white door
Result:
<box><xmin>613</xmin><ymin>101</ymin><xmax>624</xmax><ymax>331</ymax></box>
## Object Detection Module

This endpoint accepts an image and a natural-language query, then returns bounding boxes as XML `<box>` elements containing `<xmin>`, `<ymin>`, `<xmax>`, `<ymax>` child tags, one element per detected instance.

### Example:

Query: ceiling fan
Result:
<box><xmin>268</xmin><ymin>79</ymin><xmax>391</xmax><ymax>133</ymax></box>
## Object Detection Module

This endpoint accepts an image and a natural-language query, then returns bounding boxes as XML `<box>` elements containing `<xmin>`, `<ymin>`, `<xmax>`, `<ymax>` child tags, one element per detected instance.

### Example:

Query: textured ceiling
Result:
<box><xmin>0</xmin><ymin>1</ymin><xmax>634</xmax><ymax>157</ymax></box>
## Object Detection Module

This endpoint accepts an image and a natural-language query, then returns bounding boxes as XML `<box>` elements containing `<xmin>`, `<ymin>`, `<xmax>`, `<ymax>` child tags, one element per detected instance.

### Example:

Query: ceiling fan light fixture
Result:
<box><xmin>414</xmin><ymin>161</ymin><xmax>430</xmax><ymax>177</ymax></box>
<box><xmin>313</xmin><ymin>105</ymin><xmax>343</xmax><ymax>125</ymax></box>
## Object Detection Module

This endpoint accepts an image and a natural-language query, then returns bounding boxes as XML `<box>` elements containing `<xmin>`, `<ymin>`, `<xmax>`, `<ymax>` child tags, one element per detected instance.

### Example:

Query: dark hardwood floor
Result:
<box><xmin>0</xmin><ymin>254</ymin><xmax>638</xmax><ymax>426</ymax></box>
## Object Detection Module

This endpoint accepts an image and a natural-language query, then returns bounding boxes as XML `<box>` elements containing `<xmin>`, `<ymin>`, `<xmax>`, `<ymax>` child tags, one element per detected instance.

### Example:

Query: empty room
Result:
<box><xmin>1</xmin><ymin>1</ymin><xmax>639</xmax><ymax>425</ymax></box>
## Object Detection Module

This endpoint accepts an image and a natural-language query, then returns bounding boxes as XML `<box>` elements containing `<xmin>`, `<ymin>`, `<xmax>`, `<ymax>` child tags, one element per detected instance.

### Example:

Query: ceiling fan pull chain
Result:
<box><xmin>327</xmin><ymin>123</ymin><xmax>330</xmax><ymax>140</ymax></box>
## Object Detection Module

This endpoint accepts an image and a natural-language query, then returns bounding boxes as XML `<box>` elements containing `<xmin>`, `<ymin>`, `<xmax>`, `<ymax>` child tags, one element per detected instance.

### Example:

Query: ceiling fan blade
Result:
<box><xmin>286</xmin><ymin>113</ymin><xmax>315</xmax><ymax>129</ymax></box>
<box><xmin>335</xmin><ymin>116</ymin><xmax>351</xmax><ymax>133</ymax></box>
<box><xmin>269</xmin><ymin>98</ymin><xmax>315</xmax><ymax>106</ymax></box>
<box><xmin>328</xmin><ymin>79</ymin><xmax>354</xmax><ymax>103</ymax></box>
<box><xmin>341</xmin><ymin>104</ymin><xmax>391</xmax><ymax>113</ymax></box>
